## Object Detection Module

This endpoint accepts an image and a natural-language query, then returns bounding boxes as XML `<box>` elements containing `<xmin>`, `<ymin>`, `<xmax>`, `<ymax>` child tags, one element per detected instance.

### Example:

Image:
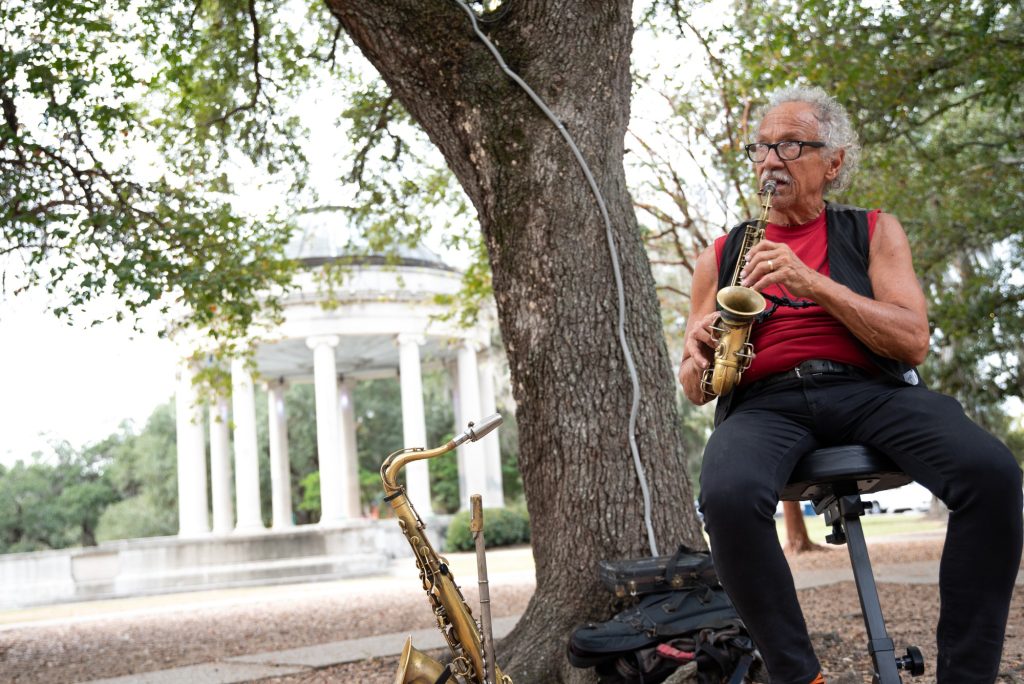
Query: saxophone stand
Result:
<box><xmin>471</xmin><ymin>495</ymin><xmax>497</xmax><ymax>684</ymax></box>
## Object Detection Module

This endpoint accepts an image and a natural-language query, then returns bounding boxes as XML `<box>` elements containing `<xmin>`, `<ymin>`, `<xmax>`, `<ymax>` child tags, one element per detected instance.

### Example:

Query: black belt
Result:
<box><xmin>744</xmin><ymin>359</ymin><xmax>869</xmax><ymax>395</ymax></box>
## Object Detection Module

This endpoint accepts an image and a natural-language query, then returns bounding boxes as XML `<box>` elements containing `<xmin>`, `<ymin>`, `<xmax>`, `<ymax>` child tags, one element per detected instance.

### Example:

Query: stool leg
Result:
<box><xmin>837</xmin><ymin>494</ymin><xmax>902</xmax><ymax>684</ymax></box>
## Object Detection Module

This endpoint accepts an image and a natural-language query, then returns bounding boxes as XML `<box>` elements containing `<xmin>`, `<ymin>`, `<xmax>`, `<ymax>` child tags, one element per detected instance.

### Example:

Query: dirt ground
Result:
<box><xmin>266</xmin><ymin>539</ymin><xmax>1024</xmax><ymax>683</ymax></box>
<box><xmin>1</xmin><ymin>538</ymin><xmax>1023</xmax><ymax>683</ymax></box>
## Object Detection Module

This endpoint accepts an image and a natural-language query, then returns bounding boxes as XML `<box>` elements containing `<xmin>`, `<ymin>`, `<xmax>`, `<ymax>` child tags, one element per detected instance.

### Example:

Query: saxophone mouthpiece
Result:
<box><xmin>760</xmin><ymin>179</ymin><xmax>777</xmax><ymax>195</ymax></box>
<box><xmin>454</xmin><ymin>413</ymin><xmax>503</xmax><ymax>446</ymax></box>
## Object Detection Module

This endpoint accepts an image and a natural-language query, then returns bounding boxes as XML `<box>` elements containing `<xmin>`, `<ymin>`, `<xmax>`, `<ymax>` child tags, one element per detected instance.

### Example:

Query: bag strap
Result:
<box><xmin>694</xmin><ymin>624</ymin><xmax>755</xmax><ymax>684</ymax></box>
<box><xmin>663</xmin><ymin>545</ymin><xmax>717</xmax><ymax>588</ymax></box>
<box><xmin>727</xmin><ymin>653</ymin><xmax>754</xmax><ymax>684</ymax></box>
<box><xmin>696</xmin><ymin>634</ymin><xmax>735</xmax><ymax>676</ymax></box>
<box><xmin>663</xmin><ymin>545</ymin><xmax>687</xmax><ymax>584</ymax></box>
<box><xmin>663</xmin><ymin>548</ymin><xmax>688</xmax><ymax>585</ymax></box>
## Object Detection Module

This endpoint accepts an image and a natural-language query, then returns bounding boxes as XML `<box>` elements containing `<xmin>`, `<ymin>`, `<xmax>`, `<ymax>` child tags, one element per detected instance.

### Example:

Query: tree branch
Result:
<box><xmin>203</xmin><ymin>0</ymin><xmax>264</xmax><ymax>127</ymax></box>
<box><xmin>346</xmin><ymin>93</ymin><xmax>397</xmax><ymax>184</ymax></box>
<box><xmin>320</xmin><ymin>19</ymin><xmax>344</xmax><ymax>65</ymax></box>
<box><xmin>656</xmin><ymin>284</ymin><xmax>691</xmax><ymax>299</ymax></box>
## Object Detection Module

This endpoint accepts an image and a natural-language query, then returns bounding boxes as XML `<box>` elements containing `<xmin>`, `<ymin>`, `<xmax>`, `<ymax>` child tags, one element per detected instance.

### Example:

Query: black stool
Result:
<box><xmin>780</xmin><ymin>445</ymin><xmax>926</xmax><ymax>684</ymax></box>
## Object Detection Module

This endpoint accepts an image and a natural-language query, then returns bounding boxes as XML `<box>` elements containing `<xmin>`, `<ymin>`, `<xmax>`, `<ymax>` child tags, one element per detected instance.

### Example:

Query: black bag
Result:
<box><xmin>598</xmin><ymin>544</ymin><xmax>718</xmax><ymax>598</ymax></box>
<box><xmin>597</xmin><ymin>624</ymin><xmax>757</xmax><ymax>684</ymax></box>
<box><xmin>568</xmin><ymin>586</ymin><xmax>760</xmax><ymax>684</ymax></box>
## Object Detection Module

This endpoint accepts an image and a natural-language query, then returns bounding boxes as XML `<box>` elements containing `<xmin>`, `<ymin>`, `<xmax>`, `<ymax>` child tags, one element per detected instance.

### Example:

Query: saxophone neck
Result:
<box><xmin>380</xmin><ymin>443</ymin><xmax>454</xmax><ymax>495</ymax></box>
<box><xmin>757</xmin><ymin>179</ymin><xmax>777</xmax><ymax>225</ymax></box>
<box><xmin>379</xmin><ymin>413</ymin><xmax>504</xmax><ymax>494</ymax></box>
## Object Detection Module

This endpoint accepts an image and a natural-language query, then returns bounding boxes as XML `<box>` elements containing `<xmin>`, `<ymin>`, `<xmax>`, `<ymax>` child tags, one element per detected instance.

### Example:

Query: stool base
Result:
<box><xmin>819</xmin><ymin>484</ymin><xmax>924</xmax><ymax>683</ymax></box>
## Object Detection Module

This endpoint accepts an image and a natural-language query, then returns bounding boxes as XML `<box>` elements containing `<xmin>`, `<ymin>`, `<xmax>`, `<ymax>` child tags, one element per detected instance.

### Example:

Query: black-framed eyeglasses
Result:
<box><xmin>744</xmin><ymin>140</ymin><xmax>826</xmax><ymax>163</ymax></box>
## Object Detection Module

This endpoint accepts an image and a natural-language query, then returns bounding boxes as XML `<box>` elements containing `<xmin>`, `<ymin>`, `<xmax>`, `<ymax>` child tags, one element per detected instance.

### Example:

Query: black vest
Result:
<box><xmin>713</xmin><ymin>203</ymin><xmax>922</xmax><ymax>426</ymax></box>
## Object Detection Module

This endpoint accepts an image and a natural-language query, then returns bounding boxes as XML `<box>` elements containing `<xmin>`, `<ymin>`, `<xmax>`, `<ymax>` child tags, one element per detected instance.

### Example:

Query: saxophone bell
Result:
<box><xmin>717</xmin><ymin>285</ymin><xmax>767</xmax><ymax>322</ymax></box>
<box><xmin>700</xmin><ymin>286</ymin><xmax>767</xmax><ymax>397</ymax></box>
<box><xmin>394</xmin><ymin>636</ymin><xmax>448</xmax><ymax>684</ymax></box>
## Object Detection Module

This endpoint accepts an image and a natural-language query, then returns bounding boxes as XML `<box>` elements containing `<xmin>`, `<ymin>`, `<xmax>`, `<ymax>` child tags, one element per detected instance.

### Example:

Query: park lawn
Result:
<box><xmin>778</xmin><ymin>512</ymin><xmax>947</xmax><ymax>545</ymax></box>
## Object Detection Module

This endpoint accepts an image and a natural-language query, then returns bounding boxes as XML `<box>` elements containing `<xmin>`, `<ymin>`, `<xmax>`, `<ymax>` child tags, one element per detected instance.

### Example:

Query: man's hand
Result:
<box><xmin>739</xmin><ymin>239</ymin><xmax>822</xmax><ymax>297</ymax></box>
<box><xmin>682</xmin><ymin>310</ymin><xmax>720</xmax><ymax>378</ymax></box>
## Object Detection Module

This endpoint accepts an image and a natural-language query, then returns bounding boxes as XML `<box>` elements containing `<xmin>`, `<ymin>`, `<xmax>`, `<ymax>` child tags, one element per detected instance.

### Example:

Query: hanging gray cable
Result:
<box><xmin>452</xmin><ymin>0</ymin><xmax>659</xmax><ymax>556</ymax></box>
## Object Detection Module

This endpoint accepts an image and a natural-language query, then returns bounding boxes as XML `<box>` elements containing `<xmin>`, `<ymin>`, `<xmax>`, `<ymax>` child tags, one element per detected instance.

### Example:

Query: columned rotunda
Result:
<box><xmin>0</xmin><ymin>240</ymin><xmax>513</xmax><ymax>610</ymax></box>
<box><xmin>173</xmin><ymin>242</ymin><xmax>505</xmax><ymax>538</ymax></box>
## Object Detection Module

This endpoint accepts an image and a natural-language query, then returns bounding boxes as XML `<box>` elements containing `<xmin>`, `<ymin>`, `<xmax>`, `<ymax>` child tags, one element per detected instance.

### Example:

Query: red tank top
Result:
<box><xmin>713</xmin><ymin>208</ymin><xmax>881</xmax><ymax>385</ymax></box>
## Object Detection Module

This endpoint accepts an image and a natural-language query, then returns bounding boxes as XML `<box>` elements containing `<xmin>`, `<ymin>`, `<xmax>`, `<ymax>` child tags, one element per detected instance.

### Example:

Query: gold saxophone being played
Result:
<box><xmin>381</xmin><ymin>413</ymin><xmax>512</xmax><ymax>684</ymax></box>
<box><xmin>701</xmin><ymin>180</ymin><xmax>777</xmax><ymax>399</ymax></box>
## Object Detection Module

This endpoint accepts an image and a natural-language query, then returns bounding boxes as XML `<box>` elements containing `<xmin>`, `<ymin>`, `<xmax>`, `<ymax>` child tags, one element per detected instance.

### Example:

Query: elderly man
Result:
<box><xmin>678</xmin><ymin>86</ymin><xmax>1022</xmax><ymax>684</ymax></box>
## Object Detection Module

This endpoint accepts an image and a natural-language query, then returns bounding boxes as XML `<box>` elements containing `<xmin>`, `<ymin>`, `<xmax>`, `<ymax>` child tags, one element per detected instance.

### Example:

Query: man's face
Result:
<box><xmin>754</xmin><ymin>102</ymin><xmax>842</xmax><ymax>212</ymax></box>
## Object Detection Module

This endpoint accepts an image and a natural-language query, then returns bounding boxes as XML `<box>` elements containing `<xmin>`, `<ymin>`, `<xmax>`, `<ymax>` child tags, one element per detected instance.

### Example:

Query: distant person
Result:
<box><xmin>678</xmin><ymin>85</ymin><xmax>1022</xmax><ymax>684</ymax></box>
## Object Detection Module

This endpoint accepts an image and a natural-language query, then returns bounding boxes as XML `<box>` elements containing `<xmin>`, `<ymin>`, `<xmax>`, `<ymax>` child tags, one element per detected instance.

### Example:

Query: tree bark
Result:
<box><xmin>782</xmin><ymin>500</ymin><xmax>822</xmax><ymax>554</ymax></box>
<box><xmin>326</xmin><ymin>1</ymin><xmax>702</xmax><ymax>681</ymax></box>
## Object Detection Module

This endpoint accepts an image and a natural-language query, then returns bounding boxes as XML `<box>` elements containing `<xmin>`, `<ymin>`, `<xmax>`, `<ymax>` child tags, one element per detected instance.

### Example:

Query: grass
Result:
<box><xmin>778</xmin><ymin>512</ymin><xmax>947</xmax><ymax>545</ymax></box>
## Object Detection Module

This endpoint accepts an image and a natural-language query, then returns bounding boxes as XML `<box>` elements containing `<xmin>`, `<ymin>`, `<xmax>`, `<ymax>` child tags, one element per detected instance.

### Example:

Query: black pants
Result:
<box><xmin>698</xmin><ymin>373</ymin><xmax>1022</xmax><ymax>684</ymax></box>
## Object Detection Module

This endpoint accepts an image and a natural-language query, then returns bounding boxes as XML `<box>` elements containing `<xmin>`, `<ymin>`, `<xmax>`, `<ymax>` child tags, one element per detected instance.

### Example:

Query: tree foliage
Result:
<box><xmin>0</xmin><ymin>443</ymin><xmax>118</xmax><ymax>552</ymax></box>
<box><xmin>93</xmin><ymin>403</ymin><xmax>180</xmax><ymax>540</ymax></box>
<box><xmin>727</xmin><ymin>0</ymin><xmax>1024</xmax><ymax>423</ymax></box>
<box><xmin>635</xmin><ymin>0</ymin><xmax>1024</xmax><ymax>429</ymax></box>
<box><xmin>0</xmin><ymin>403</ymin><xmax>184</xmax><ymax>551</ymax></box>
<box><xmin>1</xmin><ymin>0</ymin><xmax>298</xmax><ymax>341</ymax></box>
<box><xmin>6</xmin><ymin>0</ymin><xmax>1021</xmax><ymax>404</ymax></box>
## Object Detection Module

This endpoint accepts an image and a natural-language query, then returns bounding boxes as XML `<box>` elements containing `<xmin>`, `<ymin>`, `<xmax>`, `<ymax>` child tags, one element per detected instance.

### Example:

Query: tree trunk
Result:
<box><xmin>327</xmin><ymin>2</ymin><xmax>702</xmax><ymax>681</ymax></box>
<box><xmin>782</xmin><ymin>500</ymin><xmax>821</xmax><ymax>554</ymax></box>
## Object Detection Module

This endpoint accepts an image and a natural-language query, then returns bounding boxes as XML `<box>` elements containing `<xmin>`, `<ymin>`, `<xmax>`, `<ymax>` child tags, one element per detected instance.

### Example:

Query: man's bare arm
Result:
<box><xmin>679</xmin><ymin>246</ymin><xmax>722</xmax><ymax>405</ymax></box>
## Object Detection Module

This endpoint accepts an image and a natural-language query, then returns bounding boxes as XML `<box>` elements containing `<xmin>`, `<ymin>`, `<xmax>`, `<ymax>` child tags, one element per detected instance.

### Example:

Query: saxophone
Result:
<box><xmin>381</xmin><ymin>413</ymin><xmax>513</xmax><ymax>684</ymax></box>
<box><xmin>700</xmin><ymin>180</ymin><xmax>777</xmax><ymax>399</ymax></box>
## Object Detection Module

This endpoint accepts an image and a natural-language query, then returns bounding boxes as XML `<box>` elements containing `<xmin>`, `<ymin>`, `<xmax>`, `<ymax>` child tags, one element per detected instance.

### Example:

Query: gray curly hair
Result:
<box><xmin>756</xmin><ymin>86</ymin><xmax>861</xmax><ymax>194</ymax></box>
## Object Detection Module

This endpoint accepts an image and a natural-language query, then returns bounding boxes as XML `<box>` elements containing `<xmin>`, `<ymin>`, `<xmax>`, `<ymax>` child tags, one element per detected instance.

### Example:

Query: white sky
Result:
<box><xmin>0</xmin><ymin>288</ymin><xmax>179</xmax><ymax>466</ymax></box>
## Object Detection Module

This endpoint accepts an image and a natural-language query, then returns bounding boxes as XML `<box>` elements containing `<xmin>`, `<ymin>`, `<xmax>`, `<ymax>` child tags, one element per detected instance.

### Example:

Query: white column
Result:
<box><xmin>447</xmin><ymin>362</ymin><xmax>467</xmax><ymax>506</ymax></box>
<box><xmin>175</xmin><ymin>361</ymin><xmax>209</xmax><ymax>537</ymax></box>
<box><xmin>478</xmin><ymin>353</ymin><xmax>505</xmax><ymax>508</ymax></box>
<box><xmin>337</xmin><ymin>379</ymin><xmax>361</xmax><ymax>518</ymax></box>
<box><xmin>456</xmin><ymin>341</ymin><xmax>487</xmax><ymax>511</ymax></box>
<box><xmin>267</xmin><ymin>379</ymin><xmax>294</xmax><ymax>529</ymax></box>
<box><xmin>398</xmin><ymin>334</ymin><xmax>432</xmax><ymax>514</ymax></box>
<box><xmin>231</xmin><ymin>358</ymin><xmax>263</xmax><ymax>531</ymax></box>
<box><xmin>308</xmin><ymin>335</ymin><xmax>345</xmax><ymax>524</ymax></box>
<box><xmin>208</xmin><ymin>396</ymin><xmax>234</xmax><ymax>534</ymax></box>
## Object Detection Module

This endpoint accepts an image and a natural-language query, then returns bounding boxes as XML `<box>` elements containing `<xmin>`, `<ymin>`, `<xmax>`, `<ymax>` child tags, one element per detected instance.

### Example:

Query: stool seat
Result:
<box><xmin>781</xmin><ymin>444</ymin><xmax>912</xmax><ymax>505</ymax></box>
<box><xmin>778</xmin><ymin>444</ymin><xmax>925</xmax><ymax>682</ymax></box>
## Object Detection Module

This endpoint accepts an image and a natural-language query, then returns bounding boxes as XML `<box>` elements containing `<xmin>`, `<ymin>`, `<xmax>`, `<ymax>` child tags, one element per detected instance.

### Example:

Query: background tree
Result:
<box><xmin>0</xmin><ymin>443</ymin><xmax>118</xmax><ymax>552</ymax></box>
<box><xmin>93</xmin><ymin>403</ymin><xmax>180</xmax><ymax>540</ymax></box>
<box><xmin>632</xmin><ymin>1</ymin><xmax>1024</xmax><ymax>555</ymax></box>
<box><xmin>725</xmin><ymin>0</ymin><xmax>1024</xmax><ymax>432</ymax></box>
<box><xmin>0</xmin><ymin>0</ymin><xmax>298</xmax><ymax>344</ymax></box>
